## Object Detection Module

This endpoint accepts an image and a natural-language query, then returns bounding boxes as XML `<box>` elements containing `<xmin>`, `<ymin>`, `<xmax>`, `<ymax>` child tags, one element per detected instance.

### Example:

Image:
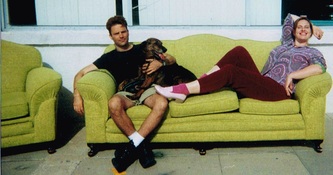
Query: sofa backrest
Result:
<box><xmin>104</xmin><ymin>34</ymin><xmax>280</xmax><ymax>78</ymax></box>
<box><xmin>164</xmin><ymin>34</ymin><xmax>280</xmax><ymax>77</ymax></box>
<box><xmin>1</xmin><ymin>40</ymin><xmax>42</xmax><ymax>93</ymax></box>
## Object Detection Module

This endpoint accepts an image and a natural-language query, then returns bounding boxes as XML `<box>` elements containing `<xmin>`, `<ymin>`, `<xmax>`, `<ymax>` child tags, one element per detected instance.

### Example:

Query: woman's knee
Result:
<box><xmin>233</xmin><ymin>46</ymin><xmax>246</xmax><ymax>52</ymax></box>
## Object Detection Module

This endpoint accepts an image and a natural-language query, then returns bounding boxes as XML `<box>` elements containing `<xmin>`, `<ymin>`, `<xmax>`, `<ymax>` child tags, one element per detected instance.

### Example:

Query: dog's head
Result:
<box><xmin>140</xmin><ymin>38</ymin><xmax>167</xmax><ymax>60</ymax></box>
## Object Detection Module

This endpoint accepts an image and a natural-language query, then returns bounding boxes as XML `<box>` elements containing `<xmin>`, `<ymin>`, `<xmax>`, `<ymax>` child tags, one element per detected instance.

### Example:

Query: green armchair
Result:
<box><xmin>1</xmin><ymin>40</ymin><xmax>62</xmax><ymax>153</ymax></box>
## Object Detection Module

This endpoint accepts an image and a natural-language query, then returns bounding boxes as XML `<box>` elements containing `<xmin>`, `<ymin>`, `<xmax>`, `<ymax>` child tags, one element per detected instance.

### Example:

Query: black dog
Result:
<box><xmin>118</xmin><ymin>38</ymin><xmax>196</xmax><ymax>100</ymax></box>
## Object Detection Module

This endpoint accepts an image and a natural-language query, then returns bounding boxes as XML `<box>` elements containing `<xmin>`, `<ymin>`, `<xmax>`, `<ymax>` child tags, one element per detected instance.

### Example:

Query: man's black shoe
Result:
<box><xmin>138</xmin><ymin>141</ymin><xmax>156</xmax><ymax>168</ymax></box>
<box><xmin>114</xmin><ymin>145</ymin><xmax>124</xmax><ymax>158</ymax></box>
<box><xmin>111</xmin><ymin>140</ymin><xmax>138</xmax><ymax>172</ymax></box>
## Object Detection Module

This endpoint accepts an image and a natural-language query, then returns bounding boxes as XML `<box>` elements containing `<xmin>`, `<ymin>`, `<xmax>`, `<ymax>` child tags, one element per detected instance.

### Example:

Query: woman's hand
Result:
<box><xmin>313</xmin><ymin>26</ymin><xmax>324</xmax><ymax>40</ymax></box>
<box><xmin>284</xmin><ymin>65</ymin><xmax>324</xmax><ymax>96</ymax></box>
<box><xmin>73</xmin><ymin>94</ymin><xmax>84</xmax><ymax>116</ymax></box>
<box><xmin>284</xmin><ymin>74</ymin><xmax>294</xmax><ymax>96</ymax></box>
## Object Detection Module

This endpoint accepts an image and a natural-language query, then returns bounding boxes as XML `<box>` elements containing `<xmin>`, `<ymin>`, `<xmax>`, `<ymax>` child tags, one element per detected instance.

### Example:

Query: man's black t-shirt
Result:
<box><xmin>93</xmin><ymin>45</ymin><xmax>145</xmax><ymax>85</ymax></box>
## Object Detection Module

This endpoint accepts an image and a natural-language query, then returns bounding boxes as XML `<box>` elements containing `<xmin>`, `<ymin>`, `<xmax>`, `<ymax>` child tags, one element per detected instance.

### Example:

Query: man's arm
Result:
<box><xmin>73</xmin><ymin>64</ymin><xmax>98</xmax><ymax>116</ymax></box>
<box><xmin>144</xmin><ymin>53</ymin><xmax>177</xmax><ymax>75</ymax></box>
<box><xmin>163</xmin><ymin>53</ymin><xmax>176</xmax><ymax>65</ymax></box>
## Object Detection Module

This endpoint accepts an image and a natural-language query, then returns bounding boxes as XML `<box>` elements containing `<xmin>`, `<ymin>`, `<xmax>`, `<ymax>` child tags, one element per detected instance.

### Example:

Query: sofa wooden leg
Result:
<box><xmin>88</xmin><ymin>143</ymin><xmax>99</xmax><ymax>157</ymax></box>
<box><xmin>47</xmin><ymin>142</ymin><xmax>56</xmax><ymax>154</ymax></box>
<box><xmin>193</xmin><ymin>144</ymin><xmax>210</xmax><ymax>155</ymax></box>
<box><xmin>47</xmin><ymin>147</ymin><xmax>56</xmax><ymax>154</ymax></box>
<box><xmin>199</xmin><ymin>149</ymin><xmax>207</xmax><ymax>155</ymax></box>
<box><xmin>313</xmin><ymin>140</ymin><xmax>323</xmax><ymax>153</ymax></box>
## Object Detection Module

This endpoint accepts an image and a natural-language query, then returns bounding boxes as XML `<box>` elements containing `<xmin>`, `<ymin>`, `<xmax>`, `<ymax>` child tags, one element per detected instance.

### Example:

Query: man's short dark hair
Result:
<box><xmin>106</xmin><ymin>15</ymin><xmax>128</xmax><ymax>35</ymax></box>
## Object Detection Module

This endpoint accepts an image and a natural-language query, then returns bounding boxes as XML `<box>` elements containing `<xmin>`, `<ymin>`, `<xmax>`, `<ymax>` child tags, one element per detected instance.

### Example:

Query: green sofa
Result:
<box><xmin>77</xmin><ymin>34</ymin><xmax>332</xmax><ymax>156</ymax></box>
<box><xmin>1</xmin><ymin>40</ymin><xmax>62</xmax><ymax>153</ymax></box>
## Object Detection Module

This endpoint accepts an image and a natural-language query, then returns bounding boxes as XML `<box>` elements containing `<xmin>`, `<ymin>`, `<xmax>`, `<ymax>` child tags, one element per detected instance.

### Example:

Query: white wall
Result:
<box><xmin>137</xmin><ymin>0</ymin><xmax>281</xmax><ymax>25</ymax></box>
<box><xmin>33</xmin><ymin>0</ymin><xmax>281</xmax><ymax>26</ymax></box>
<box><xmin>35</xmin><ymin>0</ymin><xmax>116</xmax><ymax>25</ymax></box>
<box><xmin>1</xmin><ymin>26</ymin><xmax>333</xmax><ymax>112</ymax></box>
<box><xmin>138</xmin><ymin>0</ymin><xmax>246</xmax><ymax>25</ymax></box>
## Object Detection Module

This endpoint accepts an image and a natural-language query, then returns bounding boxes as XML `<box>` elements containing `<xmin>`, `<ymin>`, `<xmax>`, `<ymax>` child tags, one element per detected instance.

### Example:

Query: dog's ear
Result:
<box><xmin>156</xmin><ymin>39</ymin><xmax>167</xmax><ymax>53</ymax></box>
<box><xmin>139</xmin><ymin>41</ymin><xmax>148</xmax><ymax>51</ymax></box>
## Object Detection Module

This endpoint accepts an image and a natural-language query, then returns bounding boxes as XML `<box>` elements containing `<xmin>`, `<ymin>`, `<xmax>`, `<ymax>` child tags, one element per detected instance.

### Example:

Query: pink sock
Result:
<box><xmin>172</xmin><ymin>83</ymin><xmax>190</xmax><ymax>95</ymax></box>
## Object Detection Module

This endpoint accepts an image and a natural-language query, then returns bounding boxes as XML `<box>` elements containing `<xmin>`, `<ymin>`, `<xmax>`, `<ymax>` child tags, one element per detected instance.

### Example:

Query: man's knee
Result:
<box><xmin>146</xmin><ymin>94</ymin><xmax>168</xmax><ymax>110</ymax></box>
<box><xmin>108</xmin><ymin>95</ymin><xmax>124</xmax><ymax>111</ymax></box>
<box><xmin>153</xmin><ymin>95</ymin><xmax>168</xmax><ymax>110</ymax></box>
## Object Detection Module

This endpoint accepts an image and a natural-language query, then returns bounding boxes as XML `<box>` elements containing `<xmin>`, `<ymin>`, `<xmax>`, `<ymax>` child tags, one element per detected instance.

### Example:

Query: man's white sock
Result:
<box><xmin>128</xmin><ymin>131</ymin><xmax>144</xmax><ymax>147</ymax></box>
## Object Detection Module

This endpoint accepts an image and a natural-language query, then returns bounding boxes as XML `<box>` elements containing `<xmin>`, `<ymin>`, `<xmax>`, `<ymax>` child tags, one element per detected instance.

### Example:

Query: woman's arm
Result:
<box><xmin>285</xmin><ymin>64</ymin><xmax>323</xmax><ymax>96</ymax></box>
<box><xmin>281</xmin><ymin>13</ymin><xmax>295</xmax><ymax>46</ymax></box>
<box><xmin>290</xmin><ymin>14</ymin><xmax>300</xmax><ymax>22</ymax></box>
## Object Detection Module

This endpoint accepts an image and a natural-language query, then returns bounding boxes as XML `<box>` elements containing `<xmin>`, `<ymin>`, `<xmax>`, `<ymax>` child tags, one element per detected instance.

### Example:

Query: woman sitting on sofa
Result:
<box><xmin>155</xmin><ymin>13</ymin><xmax>326</xmax><ymax>103</ymax></box>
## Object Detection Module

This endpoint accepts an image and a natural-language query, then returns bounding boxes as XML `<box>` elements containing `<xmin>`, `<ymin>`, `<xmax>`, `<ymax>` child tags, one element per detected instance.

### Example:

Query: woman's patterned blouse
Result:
<box><xmin>261</xmin><ymin>13</ymin><xmax>326</xmax><ymax>93</ymax></box>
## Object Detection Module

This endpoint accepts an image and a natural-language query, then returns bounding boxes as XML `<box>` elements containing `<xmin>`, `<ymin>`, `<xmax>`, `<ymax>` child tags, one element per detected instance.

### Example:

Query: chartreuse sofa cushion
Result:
<box><xmin>77</xmin><ymin>34</ymin><xmax>332</xmax><ymax>155</ymax></box>
<box><xmin>1</xmin><ymin>40</ymin><xmax>62</xmax><ymax>150</ymax></box>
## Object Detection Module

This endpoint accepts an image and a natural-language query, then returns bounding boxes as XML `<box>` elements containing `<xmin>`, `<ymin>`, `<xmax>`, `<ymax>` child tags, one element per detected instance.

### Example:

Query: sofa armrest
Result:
<box><xmin>26</xmin><ymin>67</ymin><xmax>62</xmax><ymax>117</ymax></box>
<box><xmin>294</xmin><ymin>72</ymin><xmax>332</xmax><ymax>139</ymax></box>
<box><xmin>76</xmin><ymin>69</ymin><xmax>117</xmax><ymax>143</ymax></box>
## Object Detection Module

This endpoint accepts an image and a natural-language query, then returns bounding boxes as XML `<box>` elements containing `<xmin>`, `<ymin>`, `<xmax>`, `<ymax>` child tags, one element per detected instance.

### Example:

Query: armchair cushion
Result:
<box><xmin>1</xmin><ymin>92</ymin><xmax>28</xmax><ymax>120</ymax></box>
<box><xmin>1</xmin><ymin>121</ymin><xmax>34</xmax><ymax>137</ymax></box>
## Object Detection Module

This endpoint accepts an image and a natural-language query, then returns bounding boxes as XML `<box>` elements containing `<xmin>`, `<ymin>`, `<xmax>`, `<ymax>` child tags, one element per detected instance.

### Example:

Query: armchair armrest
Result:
<box><xmin>26</xmin><ymin>67</ymin><xmax>62</xmax><ymax>141</ymax></box>
<box><xmin>26</xmin><ymin>67</ymin><xmax>62</xmax><ymax>117</ymax></box>
<box><xmin>76</xmin><ymin>69</ymin><xmax>117</xmax><ymax>143</ymax></box>
<box><xmin>294</xmin><ymin>72</ymin><xmax>332</xmax><ymax>139</ymax></box>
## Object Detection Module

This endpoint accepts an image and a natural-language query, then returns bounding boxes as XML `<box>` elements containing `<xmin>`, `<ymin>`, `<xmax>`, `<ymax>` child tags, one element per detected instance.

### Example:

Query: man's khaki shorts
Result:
<box><xmin>116</xmin><ymin>86</ymin><xmax>156</xmax><ymax>105</ymax></box>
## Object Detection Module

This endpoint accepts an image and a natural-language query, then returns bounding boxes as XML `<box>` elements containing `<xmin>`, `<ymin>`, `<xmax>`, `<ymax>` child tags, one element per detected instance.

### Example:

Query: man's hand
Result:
<box><xmin>73</xmin><ymin>95</ymin><xmax>84</xmax><ymax>116</ymax></box>
<box><xmin>142</xmin><ymin>59</ymin><xmax>163</xmax><ymax>75</ymax></box>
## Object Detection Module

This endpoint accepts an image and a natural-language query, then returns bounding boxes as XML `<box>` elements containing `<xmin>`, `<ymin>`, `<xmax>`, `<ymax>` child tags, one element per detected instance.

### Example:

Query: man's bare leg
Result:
<box><xmin>109</xmin><ymin>94</ymin><xmax>140</xmax><ymax>172</ymax></box>
<box><xmin>108</xmin><ymin>93</ymin><xmax>167</xmax><ymax>141</ymax></box>
<box><xmin>108</xmin><ymin>94</ymin><xmax>136</xmax><ymax>137</ymax></box>
<box><xmin>138</xmin><ymin>93</ymin><xmax>168</xmax><ymax>137</ymax></box>
<box><xmin>136</xmin><ymin>93</ymin><xmax>167</xmax><ymax>168</ymax></box>
<box><xmin>110</xmin><ymin>93</ymin><xmax>168</xmax><ymax>171</ymax></box>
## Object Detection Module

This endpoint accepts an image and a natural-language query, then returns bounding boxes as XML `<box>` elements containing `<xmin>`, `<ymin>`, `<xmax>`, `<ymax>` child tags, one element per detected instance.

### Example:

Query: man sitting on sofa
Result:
<box><xmin>73</xmin><ymin>15</ymin><xmax>175</xmax><ymax>173</ymax></box>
